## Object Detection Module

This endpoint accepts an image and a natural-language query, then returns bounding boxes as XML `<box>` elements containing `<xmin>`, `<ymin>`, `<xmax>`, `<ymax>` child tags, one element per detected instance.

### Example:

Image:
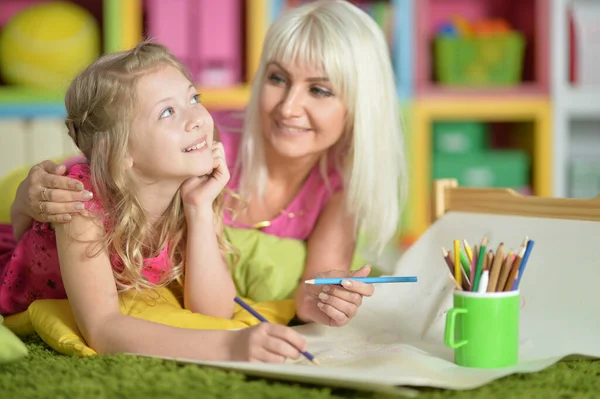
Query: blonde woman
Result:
<box><xmin>0</xmin><ymin>42</ymin><xmax>310</xmax><ymax>363</ymax></box>
<box><xmin>7</xmin><ymin>0</ymin><xmax>407</xmax><ymax>328</ymax></box>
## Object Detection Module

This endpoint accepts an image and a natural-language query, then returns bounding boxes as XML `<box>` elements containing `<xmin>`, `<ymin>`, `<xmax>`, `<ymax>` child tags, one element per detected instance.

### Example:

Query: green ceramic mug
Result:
<box><xmin>444</xmin><ymin>290</ymin><xmax>519</xmax><ymax>368</ymax></box>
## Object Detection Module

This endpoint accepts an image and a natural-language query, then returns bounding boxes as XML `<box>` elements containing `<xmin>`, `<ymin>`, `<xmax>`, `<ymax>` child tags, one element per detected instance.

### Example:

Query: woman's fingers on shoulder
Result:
<box><xmin>30</xmin><ymin>163</ymin><xmax>84</xmax><ymax>192</ymax></box>
<box><xmin>32</xmin><ymin>160</ymin><xmax>59</xmax><ymax>175</ymax></box>
<box><xmin>47</xmin><ymin>173</ymin><xmax>84</xmax><ymax>191</ymax></box>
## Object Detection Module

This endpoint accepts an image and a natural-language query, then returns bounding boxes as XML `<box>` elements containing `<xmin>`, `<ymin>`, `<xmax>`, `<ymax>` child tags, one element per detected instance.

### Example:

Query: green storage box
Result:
<box><xmin>433</xmin><ymin>150</ymin><xmax>529</xmax><ymax>189</ymax></box>
<box><xmin>434</xmin><ymin>33</ymin><xmax>525</xmax><ymax>86</ymax></box>
<box><xmin>433</xmin><ymin>121</ymin><xmax>488</xmax><ymax>154</ymax></box>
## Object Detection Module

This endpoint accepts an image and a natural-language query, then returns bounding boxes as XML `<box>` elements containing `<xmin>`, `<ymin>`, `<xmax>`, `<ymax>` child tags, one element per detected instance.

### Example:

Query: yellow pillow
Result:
<box><xmin>5</xmin><ymin>287</ymin><xmax>296</xmax><ymax>357</ymax></box>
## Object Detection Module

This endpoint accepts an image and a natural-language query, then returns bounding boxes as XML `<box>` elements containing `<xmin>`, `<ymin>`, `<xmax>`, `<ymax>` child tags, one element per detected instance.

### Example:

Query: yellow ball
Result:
<box><xmin>0</xmin><ymin>1</ymin><xmax>100</xmax><ymax>91</ymax></box>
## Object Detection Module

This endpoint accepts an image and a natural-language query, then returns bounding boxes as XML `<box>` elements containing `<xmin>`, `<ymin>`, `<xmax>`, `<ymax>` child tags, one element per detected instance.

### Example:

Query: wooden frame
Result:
<box><xmin>432</xmin><ymin>178</ymin><xmax>600</xmax><ymax>222</ymax></box>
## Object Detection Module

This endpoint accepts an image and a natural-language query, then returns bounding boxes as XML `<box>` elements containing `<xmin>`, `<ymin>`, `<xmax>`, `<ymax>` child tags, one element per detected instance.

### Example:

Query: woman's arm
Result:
<box><xmin>11</xmin><ymin>160</ymin><xmax>90</xmax><ymax>241</ymax></box>
<box><xmin>54</xmin><ymin>215</ymin><xmax>236</xmax><ymax>360</ymax></box>
<box><xmin>10</xmin><ymin>177</ymin><xmax>35</xmax><ymax>242</ymax></box>
<box><xmin>183</xmin><ymin>207</ymin><xmax>236</xmax><ymax>318</ymax></box>
<box><xmin>294</xmin><ymin>192</ymin><xmax>374</xmax><ymax>326</ymax></box>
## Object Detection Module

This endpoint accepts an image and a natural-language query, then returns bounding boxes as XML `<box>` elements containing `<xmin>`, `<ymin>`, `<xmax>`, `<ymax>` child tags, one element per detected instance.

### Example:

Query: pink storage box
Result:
<box><xmin>145</xmin><ymin>0</ymin><xmax>242</xmax><ymax>87</ymax></box>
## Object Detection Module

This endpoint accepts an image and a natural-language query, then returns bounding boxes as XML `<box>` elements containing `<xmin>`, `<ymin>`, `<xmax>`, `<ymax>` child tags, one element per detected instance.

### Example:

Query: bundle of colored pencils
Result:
<box><xmin>441</xmin><ymin>235</ymin><xmax>535</xmax><ymax>293</ymax></box>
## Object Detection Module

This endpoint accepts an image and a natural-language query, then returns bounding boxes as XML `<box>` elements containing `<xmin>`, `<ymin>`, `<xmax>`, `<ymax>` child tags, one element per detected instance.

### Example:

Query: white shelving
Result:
<box><xmin>551</xmin><ymin>0</ymin><xmax>600</xmax><ymax>198</ymax></box>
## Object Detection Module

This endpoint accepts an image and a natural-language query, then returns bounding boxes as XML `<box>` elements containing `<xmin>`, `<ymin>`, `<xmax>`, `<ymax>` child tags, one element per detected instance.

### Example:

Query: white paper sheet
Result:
<box><xmin>159</xmin><ymin>212</ymin><xmax>600</xmax><ymax>394</ymax></box>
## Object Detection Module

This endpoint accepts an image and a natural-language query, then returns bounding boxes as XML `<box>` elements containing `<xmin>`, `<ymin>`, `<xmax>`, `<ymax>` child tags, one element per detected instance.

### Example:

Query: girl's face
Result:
<box><xmin>259</xmin><ymin>59</ymin><xmax>347</xmax><ymax>161</ymax></box>
<box><xmin>128</xmin><ymin>64</ymin><xmax>215</xmax><ymax>182</ymax></box>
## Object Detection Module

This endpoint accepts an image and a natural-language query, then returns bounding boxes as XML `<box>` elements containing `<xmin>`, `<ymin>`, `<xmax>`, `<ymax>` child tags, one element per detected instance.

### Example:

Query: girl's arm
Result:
<box><xmin>183</xmin><ymin>207</ymin><xmax>236</xmax><ymax>317</ymax></box>
<box><xmin>294</xmin><ymin>192</ymin><xmax>375</xmax><ymax>326</ymax></box>
<box><xmin>180</xmin><ymin>142</ymin><xmax>236</xmax><ymax>318</ymax></box>
<box><xmin>54</xmin><ymin>215</ymin><xmax>237</xmax><ymax>360</ymax></box>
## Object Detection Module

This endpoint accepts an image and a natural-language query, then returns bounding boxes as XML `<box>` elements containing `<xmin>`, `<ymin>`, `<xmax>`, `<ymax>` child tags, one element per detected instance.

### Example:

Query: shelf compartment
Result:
<box><xmin>566</xmin><ymin>118</ymin><xmax>600</xmax><ymax>199</ymax></box>
<box><xmin>416</xmin><ymin>0</ymin><xmax>549</xmax><ymax>97</ymax></box>
<box><xmin>408</xmin><ymin>98</ymin><xmax>552</xmax><ymax>237</ymax></box>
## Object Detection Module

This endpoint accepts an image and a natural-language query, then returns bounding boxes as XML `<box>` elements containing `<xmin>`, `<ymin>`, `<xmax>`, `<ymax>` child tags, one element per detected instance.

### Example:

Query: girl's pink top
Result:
<box><xmin>213</xmin><ymin>110</ymin><xmax>343</xmax><ymax>241</ymax></box>
<box><xmin>0</xmin><ymin>163</ymin><xmax>171</xmax><ymax>316</ymax></box>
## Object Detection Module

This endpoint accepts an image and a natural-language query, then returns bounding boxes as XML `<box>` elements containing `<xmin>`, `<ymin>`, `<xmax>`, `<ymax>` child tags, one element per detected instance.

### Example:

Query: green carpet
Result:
<box><xmin>2</xmin><ymin>335</ymin><xmax>599</xmax><ymax>399</ymax></box>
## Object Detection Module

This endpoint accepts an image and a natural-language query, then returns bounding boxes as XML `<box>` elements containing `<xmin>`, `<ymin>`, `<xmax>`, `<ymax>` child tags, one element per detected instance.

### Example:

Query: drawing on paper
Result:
<box><xmin>289</xmin><ymin>329</ymin><xmax>408</xmax><ymax>366</ymax></box>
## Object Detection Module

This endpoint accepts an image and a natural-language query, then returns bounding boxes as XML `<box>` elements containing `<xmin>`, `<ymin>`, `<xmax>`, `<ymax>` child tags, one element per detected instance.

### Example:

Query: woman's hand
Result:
<box><xmin>297</xmin><ymin>265</ymin><xmax>375</xmax><ymax>327</ymax></box>
<box><xmin>180</xmin><ymin>142</ymin><xmax>230</xmax><ymax>215</ymax></box>
<box><xmin>17</xmin><ymin>160</ymin><xmax>92</xmax><ymax>223</ymax></box>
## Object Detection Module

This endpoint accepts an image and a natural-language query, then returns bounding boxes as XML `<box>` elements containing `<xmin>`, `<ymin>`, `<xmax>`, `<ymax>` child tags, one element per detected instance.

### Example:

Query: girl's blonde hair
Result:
<box><xmin>64</xmin><ymin>41</ymin><xmax>233</xmax><ymax>293</ymax></box>
<box><xmin>239</xmin><ymin>0</ymin><xmax>407</xmax><ymax>253</ymax></box>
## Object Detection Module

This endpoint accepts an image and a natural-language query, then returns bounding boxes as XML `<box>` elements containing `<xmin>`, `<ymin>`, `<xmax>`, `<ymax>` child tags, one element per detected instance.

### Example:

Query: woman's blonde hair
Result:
<box><xmin>64</xmin><ymin>41</ymin><xmax>233</xmax><ymax>293</ymax></box>
<box><xmin>239</xmin><ymin>0</ymin><xmax>407</xmax><ymax>253</ymax></box>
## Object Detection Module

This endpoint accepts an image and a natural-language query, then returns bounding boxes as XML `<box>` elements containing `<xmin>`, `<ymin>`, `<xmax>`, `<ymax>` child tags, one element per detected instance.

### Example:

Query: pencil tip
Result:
<box><xmin>304</xmin><ymin>280</ymin><xmax>315</xmax><ymax>284</ymax></box>
<box><xmin>312</xmin><ymin>358</ymin><xmax>321</xmax><ymax>366</ymax></box>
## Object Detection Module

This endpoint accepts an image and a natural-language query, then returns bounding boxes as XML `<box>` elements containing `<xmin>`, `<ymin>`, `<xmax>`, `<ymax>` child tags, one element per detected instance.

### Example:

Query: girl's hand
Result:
<box><xmin>230</xmin><ymin>323</ymin><xmax>307</xmax><ymax>363</ymax></box>
<box><xmin>299</xmin><ymin>265</ymin><xmax>375</xmax><ymax>327</ymax></box>
<box><xmin>180</xmin><ymin>142</ymin><xmax>230</xmax><ymax>213</ymax></box>
<box><xmin>19</xmin><ymin>160</ymin><xmax>91</xmax><ymax>223</ymax></box>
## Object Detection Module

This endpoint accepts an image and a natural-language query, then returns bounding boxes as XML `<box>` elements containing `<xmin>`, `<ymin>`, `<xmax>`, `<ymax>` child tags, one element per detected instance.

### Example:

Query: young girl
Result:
<box><xmin>7</xmin><ymin>0</ymin><xmax>406</xmax><ymax>328</ymax></box>
<box><xmin>0</xmin><ymin>42</ymin><xmax>309</xmax><ymax>363</ymax></box>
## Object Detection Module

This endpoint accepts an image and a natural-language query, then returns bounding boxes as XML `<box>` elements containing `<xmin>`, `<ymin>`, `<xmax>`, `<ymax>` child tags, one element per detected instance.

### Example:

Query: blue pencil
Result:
<box><xmin>233</xmin><ymin>296</ymin><xmax>320</xmax><ymax>365</ymax></box>
<box><xmin>304</xmin><ymin>276</ymin><xmax>418</xmax><ymax>285</ymax></box>
<box><xmin>513</xmin><ymin>239</ymin><xmax>535</xmax><ymax>290</ymax></box>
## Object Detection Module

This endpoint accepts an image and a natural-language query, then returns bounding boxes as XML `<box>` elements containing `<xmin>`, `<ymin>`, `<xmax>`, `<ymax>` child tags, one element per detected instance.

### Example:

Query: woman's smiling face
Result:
<box><xmin>259</xmin><ymin>59</ymin><xmax>347</xmax><ymax>160</ymax></box>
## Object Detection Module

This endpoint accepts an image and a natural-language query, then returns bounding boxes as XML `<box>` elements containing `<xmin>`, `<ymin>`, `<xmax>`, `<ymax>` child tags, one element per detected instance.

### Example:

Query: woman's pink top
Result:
<box><xmin>213</xmin><ymin>110</ymin><xmax>343</xmax><ymax>241</ymax></box>
<box><xmin>0</xmin><ymin>163</ymin><xmax>171</xmax><ymax>316</ymax></box>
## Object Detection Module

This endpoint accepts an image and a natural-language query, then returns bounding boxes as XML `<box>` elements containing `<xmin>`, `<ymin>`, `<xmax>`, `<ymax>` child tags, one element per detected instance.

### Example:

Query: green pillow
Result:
<box><xmin>224</xmin><ymin>226</ymin><xmax>371</xmax><ymax>303</ymax></box>
<box><xmin>0</xmin><ymin>315</ymin><xmax>28</xmax><ymax>363</ymax></box>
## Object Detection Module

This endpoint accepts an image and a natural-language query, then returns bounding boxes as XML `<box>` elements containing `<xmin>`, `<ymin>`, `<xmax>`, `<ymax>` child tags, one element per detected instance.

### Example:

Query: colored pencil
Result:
<box><xmin>477</xmin><ymin>270</ymin><xmax>489</xmax><ymax>293</ymax></box>
<box><xmin>453</xmin><ymin>240</ymin><xmax>462</xmax><ymax>287</ymax></box>
<box><xmin>304</xmin><ymin>276</ymin><xmax>418</xmax><ymax>285</ymax></box>
<box><xmin>459</xmin><ymin>251</ymin><xmax>471</xmax><ymax>279</ymax></box>
<box><xmin>503</xmin><ymin>245</ymin><xmax>526</xmax><ymax>291</ymax></box>
<box><xmin>487</xmin><ymin>243</ymin><xmax>505</xmax><ymax>292</ymax></box>
<box><xmin>441</xmin><ymin>247</ymin><xmax>454</xmax><ymax>274</ymax></box>
<box><xmin>463</xmin><ymin>239</ymin><xmax>474</xmax><ymax>264</ymax></box>
<box><xmin>472</xmin><ymin>236</ymin><xmax>488</xmax><ymax>291</ymax></box>
<box><xmin>234</xmin><ymin>296</ymin><xmax>320</xmax><ymax>365</ymax></box>
<box><xmin>470</xmin><ymin>244</ymin><xmax>479</xmax><ymax>284</ymax></box>
<box><xmin>449</xmin><ymin>272</ymin><xmax>463</xmax><ymax>290</ymax></box>
<box><xmin>484</xmin><ymin>250</ymin><xmax>493</xmax><ymax>271</ymax></box>
<box><xmin>454</xmin><ymin>250</ymin><xmax>472</xmax><ymax>290</ymax></box>
<box><xmin>513</xmin><ymin>239</ymin><xmax>535</xmax><ymax>290</ymax></box>
<box><xmin>496</xmin><ymin>251</ymin><xmax>514</xmax><ymax>292</ymax></box>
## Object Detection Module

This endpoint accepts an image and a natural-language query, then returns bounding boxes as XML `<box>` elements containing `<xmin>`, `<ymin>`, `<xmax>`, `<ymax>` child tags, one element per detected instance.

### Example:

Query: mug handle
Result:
<box><xmin>444</xmin><ymin>308</ymin><xmax>468</xmax><ymax>349</ymax></box>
